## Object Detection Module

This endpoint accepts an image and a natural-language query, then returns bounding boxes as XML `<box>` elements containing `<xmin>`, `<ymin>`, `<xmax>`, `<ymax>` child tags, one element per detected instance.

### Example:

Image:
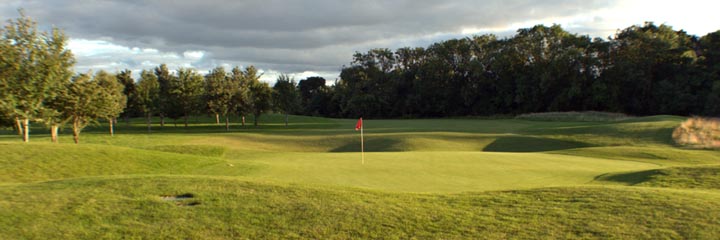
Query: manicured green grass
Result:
<box><xmin>233</xmin><ymin>151</ymin><xmax>656</xmax><ymax>192</ymax></box>
<box><xmin>1</xmin><ymin>114</ymin><xmax>720</xmax><ymax>238</ymax></box>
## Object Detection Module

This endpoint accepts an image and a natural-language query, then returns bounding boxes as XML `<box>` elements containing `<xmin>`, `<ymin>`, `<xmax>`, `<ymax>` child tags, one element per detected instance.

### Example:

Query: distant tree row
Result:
<box><xmin>0</xmin><ymin>12</ymin><xmax>126</xmax><ymax>143</ymax></box>
<box><xmin>119</xmin><ymin>65</ymin><xmax>336</xmax><ymax>130</ymax></box>
<box><xmin>303</xmin><ymin>23</ymin><xmax>720</xmax><ymax>118</ymax></box>
<box><xmin>0</xmin><ymin>13</ymin><xmax>297</xmax><ymax>143</ymax></box>
<box><xmin>119</xmin><ymin>64</ymin><xmax>278</xmax><ymax>131</ymax></box>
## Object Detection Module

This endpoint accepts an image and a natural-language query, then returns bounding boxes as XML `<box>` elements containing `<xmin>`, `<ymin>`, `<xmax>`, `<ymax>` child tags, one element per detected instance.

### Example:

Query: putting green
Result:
<box><xmin>225</xmin><ymin>151</ymin><xmax>657</xmax><ymax>192</ymax></box>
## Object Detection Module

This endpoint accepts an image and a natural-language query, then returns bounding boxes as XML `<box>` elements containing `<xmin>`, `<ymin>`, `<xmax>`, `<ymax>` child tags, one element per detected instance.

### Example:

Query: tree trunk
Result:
<box><xmin>285</xmin><ymin>113</ymin><xmax>289</xmax><ymax>127</ymax></box>
<box><xmin>160</xmin><ymin>114</ymin><xmax>165</xmax><ymax>127</ymax></box>
<box><xmin>254</xmin><ymin>114</ymin><xmax>259</xmax><ymax>127</ymax></box>
<box><xmin>72</xmin><ymin>118</ymin><xmax>80</xmax><ymax>144</ymax></box>
<box><xmin>225</xmin><ymin>115</ymin><xmax>230</xmax><ymax>131</ymax></box>
<box><xmin>108</xmin><ymin>118</ymin><xmax>114</xmax><ymax>136</ymax></box>
<box><xmin>22</xmin><ymin>118</ymin><xmax>29</xmax><ymax>143</ymax></box>
<box><xmin>15</xmin><ymin>117</ymin><xmax>23</xmax><ymax>136</ymax></box>
<box><xmin>50</xmin><ymin>124</ymin><xmax>59</xmax><ymax>143</ymax></box>
<box><xmin>215</xmin><ymin>114</ymin><xmax>220</xmax><ymax>125</ymax></box>
<box><xmin>184</xmin><ymin>115</ymin><xmax>189</xmax><ymax>127</ymax></box>
<box><xmin>146</xmin><ymin>112</ymin><xmax>152</xmax><ymax>133</ymax></box>
<box><xmin>242</xmin><ymin>116</ymin><xmax>245</xmax><ymax>127</ymax></box>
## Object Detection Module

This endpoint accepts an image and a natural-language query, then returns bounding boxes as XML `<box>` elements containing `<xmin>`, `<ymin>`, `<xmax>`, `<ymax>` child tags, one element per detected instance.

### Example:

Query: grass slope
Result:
<box><xmin>597</xmin><ymin>165</ymin><xmax>720</xmax><ymax>189</ymax></box>
<box><xmin>1</xmin><ymin>114</ymin><xmax>720</xmax><ymax>238</ymax></box>
<box><xmin>1</xmin><ymin>176</ymin><xmax>719</xmax><ymax>239</ymax></box>
<box><xmin>0</xmin><ymin>143</ymin><xmax>256</xmax><ymax>183</ymax></box>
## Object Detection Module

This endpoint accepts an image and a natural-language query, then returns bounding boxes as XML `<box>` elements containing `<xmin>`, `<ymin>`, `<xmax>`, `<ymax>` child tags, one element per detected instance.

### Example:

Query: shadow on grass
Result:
<box><xmin>329</xmin><ymin>138</ymin><xmax>403</xmax><ymax>152</ymax></box>
<box><xmin>521</xmin><ymin>123</ymin><xmax>677</xmax><ymax>146</ymax></box>
<box><xmin>145</xmin><ymin>145</ymin><xmax>227</xmax><ymax>157</ymax></box>
<box><xmin>595</xmin><ymin>169</ymin><xmax>664</xmax><ymax>185</ymax></box>
<box><xmin>482</xmin><ymin>136</ymin><xmax>592</xmax><ymax>153</ymax></box>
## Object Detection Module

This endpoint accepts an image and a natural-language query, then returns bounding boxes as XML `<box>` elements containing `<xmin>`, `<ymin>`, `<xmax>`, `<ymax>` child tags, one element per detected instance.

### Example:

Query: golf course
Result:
<box><xmin>1</xmin><ymin>114</ymin><xmax>719</xmax><ymax>239</ymax></box>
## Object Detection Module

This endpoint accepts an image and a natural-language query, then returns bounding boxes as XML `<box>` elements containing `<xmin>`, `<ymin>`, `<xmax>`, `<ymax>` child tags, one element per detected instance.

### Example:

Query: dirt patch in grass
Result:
<box><xmin>160</xmin><ymin>193</ymin><xmax>200</xmax><ymax>206</ymax></box>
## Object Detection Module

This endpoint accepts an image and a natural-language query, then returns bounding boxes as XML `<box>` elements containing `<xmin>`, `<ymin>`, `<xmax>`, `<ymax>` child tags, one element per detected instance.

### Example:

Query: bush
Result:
<box><xmin>672</xmin><ymin>117</ymin><xmax>720</xmax><ymax>148</ymax></box>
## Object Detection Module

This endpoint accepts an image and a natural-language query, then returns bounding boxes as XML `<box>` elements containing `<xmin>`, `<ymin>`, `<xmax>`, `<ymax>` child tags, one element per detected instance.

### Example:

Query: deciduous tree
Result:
<box><xmin>94</xmin><ymin>70</ymin><xmax>127</xmax><ymax>136</ymax></box>
<box><xmin>0</xmin><ymin>11</ymin><xmax>74</xmax><ymax>142</ymax></box>
<box><xmin>136</xmin><ymin>70</ymin><xmax>160</xmax><ymax>132</ymax></box>
<box><xmin>117</xmin><ymin>69</ymin><xmax>139</xmax><ymax>124</ymax></box>
<box><xmin>59</xmin><ymin>73</ymin><xmax>104</xmax><ymax>144</ymax></box>
<box><xmin>204</xmin><ymin>66</ymin><xmax>239</xmax><ymax>130</ymax></box>
<box><xmin>272</xmin><ymin>74</ymin><xmax>300</xmax><ymax>126</ymax></box>
<box><xmin>172</xmin><ymin>68</ymin><xmax>203</xmax><ymax>127</ymax></box>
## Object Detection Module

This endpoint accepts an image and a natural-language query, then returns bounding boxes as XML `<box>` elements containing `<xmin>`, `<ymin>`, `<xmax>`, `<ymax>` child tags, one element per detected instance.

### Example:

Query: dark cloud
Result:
<box><xmin>3</xmin><ymin>0</ymin><xmax>614</xmax><ymax>78</ymax></box>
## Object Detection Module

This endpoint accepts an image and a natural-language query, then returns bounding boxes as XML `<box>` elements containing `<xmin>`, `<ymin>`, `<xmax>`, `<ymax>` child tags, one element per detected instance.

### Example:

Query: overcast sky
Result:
<box><xmin>2</xmin><ymin>0</ymin><xmax>719</xmax><ymax>83</ymax></box>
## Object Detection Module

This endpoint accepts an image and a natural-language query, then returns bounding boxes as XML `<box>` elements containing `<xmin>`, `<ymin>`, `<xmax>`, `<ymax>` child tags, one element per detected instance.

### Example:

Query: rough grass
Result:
<box><xmin>145</xmin><ymin>144</ymin><xmax>227</xmax><ymax>157</ymax></box>
<box><xmin>515</xmin><ymin>111</ymin><xmax>632</xmax><ymax>122</ymax></box>
<box><xmin>0</xmin><ymin>143</ymin><xmax>256</xmax><ymax>183</ymax></box>
<box><xmin>2</xmin><ymin>113</ymin><xmax>720</xmax><ymax>238</ymax></box>
<box><xmin>0</xmin><ymin>176</ymin><xmax>719</xmax><ymax>239</ymax></box>
<box><xmin>597</xmin><ymin>165</ymin><xmax>720</xmax><ymax>189</ymax></box>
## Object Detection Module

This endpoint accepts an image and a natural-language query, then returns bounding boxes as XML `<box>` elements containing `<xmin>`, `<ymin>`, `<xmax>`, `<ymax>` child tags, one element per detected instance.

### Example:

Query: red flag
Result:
<box><xmin>355</xmin><ymin>118</ymin><xmax>363</xmax><ymax>131</ymax></box>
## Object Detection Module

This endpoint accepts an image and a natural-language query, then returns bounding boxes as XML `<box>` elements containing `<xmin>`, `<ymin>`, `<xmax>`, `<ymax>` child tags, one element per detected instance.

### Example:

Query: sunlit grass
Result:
<box><xmin>1</xmin><ymin>113</ymin><xmax>720</xmax><ymax>238</ymax></box>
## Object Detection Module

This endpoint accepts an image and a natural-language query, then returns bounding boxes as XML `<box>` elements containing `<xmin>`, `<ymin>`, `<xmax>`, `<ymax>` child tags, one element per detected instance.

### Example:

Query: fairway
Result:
<box><xmin>2</xmin><ymin>115</ymin><xmax>720</xmax><ymax>238</ymax></box>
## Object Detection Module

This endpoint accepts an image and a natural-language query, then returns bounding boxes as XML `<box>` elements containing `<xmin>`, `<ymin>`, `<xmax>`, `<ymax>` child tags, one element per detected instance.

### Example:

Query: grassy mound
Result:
<box><xmin>554</xmin><ymin>146</ymin><xmax>720</xmax><ymax>165</ymax></box>
<box><xmin>515</xmin><ymin>111</ymin><xmax>632</xmax><ymax>122</ymax></box>
<box><xmin>597</xmin><ymin>165</ymin><xmax>720</xmax><ymax>189</ymax></box>
<box><xmin>520</xmin><ymin>115</ymin><xmax>684</xmax><ymax>146</ymax></box>
<box><xmin>0</xmin><ymin>143</ymin><xmax>256</xmax><ymax>183</ymax></box>
<box><xmin>145</xmin><ymin>144</ymin><xmax>227</xmax><ymax>157</ymax></box>
<box><xmin>0</xmin><ymin>176</ymin><xmax>718</xmax><ymax>239</ymax></box>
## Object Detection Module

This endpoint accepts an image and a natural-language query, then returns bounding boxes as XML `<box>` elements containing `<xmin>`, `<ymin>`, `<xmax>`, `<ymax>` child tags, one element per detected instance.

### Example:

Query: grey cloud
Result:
<box><xmin>5</xmin><ymin>0</ymin><xmax>615</xmax><ymax>77</ymax></box>
<box><xmin>20</xmin><ymin>0</ymin><xmax>610</xmax><ymax>49</ymax></box>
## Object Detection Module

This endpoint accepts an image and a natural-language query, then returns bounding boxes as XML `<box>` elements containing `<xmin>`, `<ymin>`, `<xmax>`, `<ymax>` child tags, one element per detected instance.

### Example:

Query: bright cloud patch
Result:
<box><xmin>68</xmin><ymin>38</ymin><xmax>208</xmax><ymax>75</ymax></box>
<box><xmin>183</xmin><ymin>51</ymin><xmax>204</xmax><ymax>60</ymax></box>
<box><xmin>68</xmin><ymin>38</ymin><xmax>333</xmax><ymax>83</ymax></box>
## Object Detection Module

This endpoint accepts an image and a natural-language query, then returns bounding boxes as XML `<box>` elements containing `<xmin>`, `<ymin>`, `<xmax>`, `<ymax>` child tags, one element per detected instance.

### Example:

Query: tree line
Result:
<box><xmin>123</xmin><ymin>64</ymin><xmax>277</xmax><ymax>132</ymax></box>
<box><xmin>3</xmin><ymin>13</ymin><xmax>720</xmax><ymax>143</ymax></box>
<box><xmin>0</xmin><ymin>13</ymin><xmax>298</xmax><ymax>143</ymax></box>
<box><xmin>322</xmin><ymin>23</ymin><xmax>720</xmax><ymax>118</ymax></box>
<box><xmin>0</xmin><ymin>13</ymin><xmax>131</xmax><ymax>143</ymax></box>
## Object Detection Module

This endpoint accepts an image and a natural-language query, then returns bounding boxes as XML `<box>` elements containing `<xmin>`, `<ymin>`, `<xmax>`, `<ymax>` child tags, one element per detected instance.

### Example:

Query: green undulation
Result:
<box><xmin>1</xmin><ymin>114</ymin><xmax>720</xmax><ymax>238</ymax></box>
<box><xmin>596</xmin><ymin>165</ymin><xmax>720</xmax><ymax>189</ymax></box>
<box><xmin>1</xmin><ymin>177</ymin><xmax>719</xmax><ymax>239</ymax></box>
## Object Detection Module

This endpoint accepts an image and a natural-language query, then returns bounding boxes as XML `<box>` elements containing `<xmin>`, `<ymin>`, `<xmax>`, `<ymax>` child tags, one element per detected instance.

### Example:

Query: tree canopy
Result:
<box><xmin>326</xmin><ymin>23</ymin><xmax>720</xmax><ymax>118</ymax></box>
<box><xmin>0</xmin><ymin>11</ymin><xmax>74</xmax><ymax>142</ymax></box>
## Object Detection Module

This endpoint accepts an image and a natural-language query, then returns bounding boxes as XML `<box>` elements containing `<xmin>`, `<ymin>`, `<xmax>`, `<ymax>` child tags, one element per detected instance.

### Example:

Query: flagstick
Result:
<box><xmin>361</xmin><ymin>124</ymin><xmax>365</xmax><ymax>165</ymax></box>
